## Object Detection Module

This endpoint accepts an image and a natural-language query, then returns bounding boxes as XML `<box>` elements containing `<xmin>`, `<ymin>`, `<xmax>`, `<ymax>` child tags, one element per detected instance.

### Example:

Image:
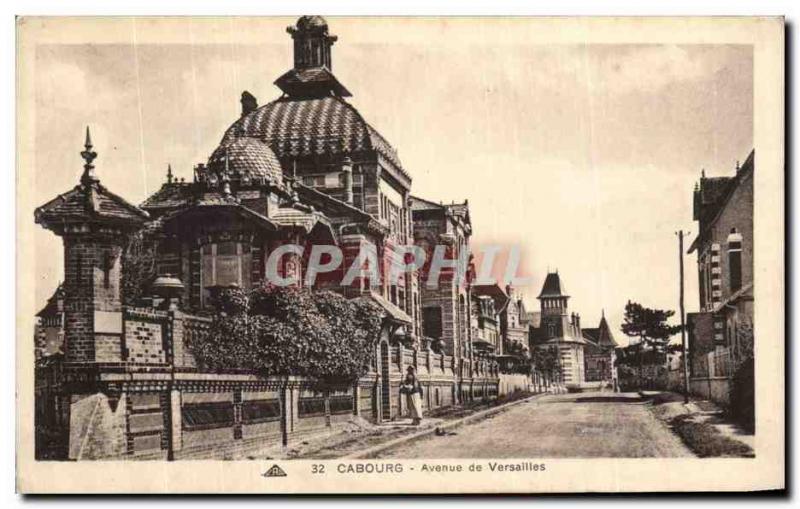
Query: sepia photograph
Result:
<box><xmin>15</xmin><ymin>14</ymin><xmax>784</xmax><ymax>493</ymax></box>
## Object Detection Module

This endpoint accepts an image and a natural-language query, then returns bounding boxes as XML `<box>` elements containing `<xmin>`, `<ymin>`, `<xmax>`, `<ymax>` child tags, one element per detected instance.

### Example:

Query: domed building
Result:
<box><xmin>139</xmin><ymin>16</ymin><xmax>417</xmax><ymax>319</ymax></box>
<box><xmin>33</xmin><ymin>16</ymin><xmax>499</xmax><ymax>461</ymax></box>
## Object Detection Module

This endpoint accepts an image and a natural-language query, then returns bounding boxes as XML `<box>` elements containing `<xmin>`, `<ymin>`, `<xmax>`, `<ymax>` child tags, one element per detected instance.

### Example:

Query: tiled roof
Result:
<box><xmin>409</xmin><ymin>195</ymin><xmax>443</xmax><ymax>212</ymax></box>
<box><xmin>274</xmin><ymin>67</ymin><xmax>352</xmax><ymax>98</ymax></box>
<box><xmin>583</xmin><ymin>327</ymin><xmax>599</xmax><ymax>341</ymax></box>
<box><xmin>582</xmin><ymin>316</ymin><xmax>618</xmax><ymax>347</ymax></box>
<box><xmin>220</xmin><ymin>96</ymin><xmax>406</xmax><ymax>177</ymax></box>
<box><xmin>140</xmin><ymin>183</ymin><xmax>193</xmax><ymax>211</ymax></box>
<box><xmin>595</xmin><ymin>315</ymin><xmax>618</xmax><ymax>347</ymax></box>
<box><xmin>205</xmin><ymin>137</ymin><xmax>284</xmax><ymax>184</ymax></box>
<box><xmin>161</xmin><ymin>201</ymin><xmax>277</xmax><ymax>234</ymax></box>
<box><xmin>410</xmin><ymin>195</ymin><xmax>469</xmax><ymax>218</ymax></box>
<box><xmin>36</xmin><ymin>284</ymin><xmax>64</xmax><ymax>318</ymax></box>
<box><xmin>35</xmin><ymin>181</ymin><xmax>149</xmax><ymax>231</ymax></box>
<box><xmin>472</xmin><ymin>284</ymin><xmax>510</xmax><ymax>312</ymax></box>
<box><xmin>294</xmin><ymin>183</ymin><xmax>375</xmax><ymax>224</ymax></box>
<box><xmin>689</xmin><ymin>149</ymin><xmax>754</xmax><ymax>253</ymax></box>
<box><xmin>538</xmin><ymin>272</ymin><xmax>568</xmax><ymax>298</ymax></box>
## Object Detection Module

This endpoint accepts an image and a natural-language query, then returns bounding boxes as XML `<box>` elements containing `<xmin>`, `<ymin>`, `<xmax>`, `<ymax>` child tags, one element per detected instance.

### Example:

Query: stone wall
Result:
<box><xmin>498</xmin><ymin>373</ymin><xmax>532</xmax><ymax>396</ymax></box>
<box><xmin>690</xmin><ymin>377</ymin><xmax>731</xmax><ymax>406</ymax></box>
<box><xmin>38</xmin><ymin>310</ymin><xmax>501</xmax><ymax>461</ymax></box>
<box><xmin>68</xmin><ymin>393</ymin><xmax>127</xmax><ymax>460</ymax></box>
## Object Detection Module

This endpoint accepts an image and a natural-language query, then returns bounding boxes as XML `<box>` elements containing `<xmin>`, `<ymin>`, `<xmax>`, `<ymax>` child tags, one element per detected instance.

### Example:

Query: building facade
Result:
<box><xmin>33</xmin><ymin>16</ymin><xmax>502</xmax><ymax>461</ymax></box>
<box><xmin>410</xmin><ymin>197</ymin><xmax>474</xmax><ymax>383</ymax></box>
<box><xmin>686</xmin><ymin>150</ymin><xmax>754</xmax><ymax>403</ymax></box>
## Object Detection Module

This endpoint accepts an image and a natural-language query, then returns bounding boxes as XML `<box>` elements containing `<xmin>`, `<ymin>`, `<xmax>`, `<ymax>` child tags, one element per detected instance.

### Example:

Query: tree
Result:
<box><xmin>620</xmin><ymin>300</ymin><xmax>682</xmax><ymax>389</ymax></box>
<box><xmin>533</xmin><ymin>346</ymin><xmax>562</xmax><ymax>388</ymax></box>
<box><xmin>729</xmin><ymin>318</ymin><xmax>754</xmax><ymax>431</ymax></box>
<box><xmin>189</xmin><ymin>285</ymin><xmax>383</xmax><ymax>388</ymax></box>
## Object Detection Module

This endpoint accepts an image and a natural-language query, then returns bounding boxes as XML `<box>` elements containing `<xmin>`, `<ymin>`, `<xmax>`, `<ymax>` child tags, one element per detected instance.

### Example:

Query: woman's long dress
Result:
<box><xmin>405</xmin><ymin>377</ymin><xmax>423</xmax><ymax>421</ymax></box>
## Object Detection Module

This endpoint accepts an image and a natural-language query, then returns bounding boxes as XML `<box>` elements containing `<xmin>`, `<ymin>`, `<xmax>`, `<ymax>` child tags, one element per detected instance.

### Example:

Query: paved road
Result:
<box><xmin>372</xmin><ymin>392</ymin><xmax>694</xmax><ymax>458</ymax></box>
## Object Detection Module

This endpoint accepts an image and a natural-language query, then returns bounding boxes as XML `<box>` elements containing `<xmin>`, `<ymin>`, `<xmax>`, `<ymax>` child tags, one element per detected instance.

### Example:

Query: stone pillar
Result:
<box><xmin>341</xmin><ymin>157</ymin><xmax>353</xmax><ymax>204</ymax></box>
<box><xmin>170</xmin><ymin>389</ymin><xmax>182</xmax><ymax>454</ymax></box>
<box><xmin>398</xmin><ymin>345</ymin><xmax>406</xmax><ymax>417</ymax></box>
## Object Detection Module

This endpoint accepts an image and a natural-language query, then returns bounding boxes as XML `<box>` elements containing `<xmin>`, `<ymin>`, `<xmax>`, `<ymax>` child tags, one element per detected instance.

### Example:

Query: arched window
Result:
<box><xmin>727</xmin><ymin>229</ymin><xmax>743</xmax><ymax>293</ymax></box>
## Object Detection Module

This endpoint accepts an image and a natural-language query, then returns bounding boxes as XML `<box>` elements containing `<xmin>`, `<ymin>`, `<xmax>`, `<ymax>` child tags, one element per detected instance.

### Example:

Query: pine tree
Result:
<box><xmin>620</xmin><ymin>300</ymin><xmax>682</xmax><ymax>389</ymax></box>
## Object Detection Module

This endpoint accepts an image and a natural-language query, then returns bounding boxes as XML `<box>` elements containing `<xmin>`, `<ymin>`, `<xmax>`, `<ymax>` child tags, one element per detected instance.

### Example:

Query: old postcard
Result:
<box><xmin>16</xmin><ymin>16</ymin><xmax>784</xmax><ymax>493</ymax></box>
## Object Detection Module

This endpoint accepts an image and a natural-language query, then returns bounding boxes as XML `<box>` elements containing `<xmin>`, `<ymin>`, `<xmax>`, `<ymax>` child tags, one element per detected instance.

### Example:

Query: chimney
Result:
<box><xmin>576</xmin><ymin>313</ymin><xmax>581</xmax><ymax>330</ymax></box>
<box><xmin>341</xmin><ymin>156</ymin><xmax>353</xmax><ymax>204</ymax></box>
<box><xmin>241</xmin><ymin>91</ymin><xmax>258</xmax><ymax>116</ymax></box>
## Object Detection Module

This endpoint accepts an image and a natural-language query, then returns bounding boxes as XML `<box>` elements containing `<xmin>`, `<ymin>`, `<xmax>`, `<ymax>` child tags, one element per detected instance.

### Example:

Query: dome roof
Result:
<box><xmin>220</xmin><ymin>96</ymin><xmax>405</xmax><ymax>175</ymax></box>
<box><xmin>205</xmin><ymin>137</ymin><xmax>283</xmax><ymax>184</ymax></box>
<box><xmin>296</xmin><ymin>15</ymin><xmax>328</xmax><ymax>31</ymax></box>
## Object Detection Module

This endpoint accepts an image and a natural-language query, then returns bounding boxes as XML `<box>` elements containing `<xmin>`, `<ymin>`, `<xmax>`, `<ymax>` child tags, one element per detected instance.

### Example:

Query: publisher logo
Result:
<box><xmin>263</xmin><ymin>464</ymin><xmax>288</xmax><ymax>478</ymax></box>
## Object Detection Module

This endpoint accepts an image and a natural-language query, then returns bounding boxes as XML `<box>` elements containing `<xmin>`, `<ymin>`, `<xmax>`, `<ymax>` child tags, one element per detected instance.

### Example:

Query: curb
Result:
<box><xmin>342</xmin><ymin>393</ymin><xmax>547</xmax><ymax>459</ymax></box>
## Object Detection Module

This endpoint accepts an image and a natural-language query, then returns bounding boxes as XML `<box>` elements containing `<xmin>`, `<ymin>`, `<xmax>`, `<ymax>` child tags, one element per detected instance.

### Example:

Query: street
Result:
<box><xmin>371</xmin><ymin>392</ymin><xmax>694</xmax><ymax>458</ymax></box>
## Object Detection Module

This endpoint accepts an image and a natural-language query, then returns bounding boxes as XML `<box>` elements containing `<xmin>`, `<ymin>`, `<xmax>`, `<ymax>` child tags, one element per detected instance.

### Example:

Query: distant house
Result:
<box><xmin>471</xmin><ymin>284</ymin><xmax>509</xmax><ymax>358</ymax></box>
<box><xmin>527</xmin><ymin>272</ymin><xmax>616</xmax><ymax>390</ymax></box>
<box><xmin>528</xmin><ymin>272</ymin><xmax>587</xmax><ymax>388</ymax></box>
<box><xmin>582</xmin><ymin>311</ymin><xmax>618</xmax><ymax>387</ymax></box>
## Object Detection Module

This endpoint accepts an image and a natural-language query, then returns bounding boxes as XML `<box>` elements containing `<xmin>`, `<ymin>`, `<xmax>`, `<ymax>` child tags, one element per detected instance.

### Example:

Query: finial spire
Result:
<box><xmin>166</xmin><ymin>164</ymin><xmax>174</xmax><ymax>184</ymax></box>
<box><xmin>80</xmin><ymin>126</ymin><xmax>99</xmax><ymax>186</ymax></box>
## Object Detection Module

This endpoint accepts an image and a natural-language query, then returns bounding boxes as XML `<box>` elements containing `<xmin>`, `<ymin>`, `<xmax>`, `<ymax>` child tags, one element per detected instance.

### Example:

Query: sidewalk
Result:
<box><xmin>270</xmin><ymin>390</ymin><xmax>546</xmax><ymax>460</ymax></box>
<box><xmin>646</xmin><ymin>391</ymin><xmax>754</xmax><ymax>457</ymax></box>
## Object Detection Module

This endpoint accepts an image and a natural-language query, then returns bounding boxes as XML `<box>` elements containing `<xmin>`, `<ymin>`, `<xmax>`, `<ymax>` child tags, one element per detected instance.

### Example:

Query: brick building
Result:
<box><xmin>686</xmin><ymin>150</ymin><xmax>754</xmax><ymax>403</ymax></box>
<box><xmin>410</xmin><ymin>197</ymin><xmax>474</xmax><ymax>369</ymax></box>
<box><xmin>33</xmin><ymin>16</ymin><xmax>501</xmax><ymax>460</ymax></box>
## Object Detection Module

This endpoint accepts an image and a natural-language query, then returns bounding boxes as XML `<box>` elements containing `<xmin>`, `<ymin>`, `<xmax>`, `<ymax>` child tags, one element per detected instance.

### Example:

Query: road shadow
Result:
<box><xmin>573</xmin><ymin>396</ymin><xmax>645</xmax><ymax>404</ymax></box>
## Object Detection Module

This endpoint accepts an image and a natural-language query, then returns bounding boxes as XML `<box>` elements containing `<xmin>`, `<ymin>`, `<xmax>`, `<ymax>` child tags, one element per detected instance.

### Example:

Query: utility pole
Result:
<box><xmin>676</xmin><ymin>230</ymin><xmax>690</xmax><ymax>404</ymax></box>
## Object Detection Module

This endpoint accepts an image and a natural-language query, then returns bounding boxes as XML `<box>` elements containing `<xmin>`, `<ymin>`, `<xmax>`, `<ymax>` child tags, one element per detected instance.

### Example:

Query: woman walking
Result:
<box><xmin>402</xmin><ymin>366</ymin><xmax>424</xmax><ymax>425</ymax></box>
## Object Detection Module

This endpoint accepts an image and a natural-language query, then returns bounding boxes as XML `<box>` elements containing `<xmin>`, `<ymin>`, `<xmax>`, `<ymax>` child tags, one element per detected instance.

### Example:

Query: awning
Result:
<box><xmin>358</xmin><ymin>292</ymin><xmax>412</xmax><ymax>325</ymax></box>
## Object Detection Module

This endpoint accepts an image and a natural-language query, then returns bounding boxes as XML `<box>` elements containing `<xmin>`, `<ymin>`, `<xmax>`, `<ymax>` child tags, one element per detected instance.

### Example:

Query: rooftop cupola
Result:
<box><xmin>276</xmin><ymin>16</ymin><xmax>351</xmax><ymax>98</ymax></box>
<box><xmin>287</xmin><ymin>15</ymin><xmax>336</xmax><ymax>71</ymax></box>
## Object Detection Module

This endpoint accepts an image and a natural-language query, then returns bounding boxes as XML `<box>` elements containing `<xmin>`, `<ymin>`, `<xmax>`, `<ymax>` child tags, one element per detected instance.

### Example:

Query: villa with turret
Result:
<box><xmin>528</xmin><ymin>272</ymin><xmax>617</xmax><ymax>390</ymax></box>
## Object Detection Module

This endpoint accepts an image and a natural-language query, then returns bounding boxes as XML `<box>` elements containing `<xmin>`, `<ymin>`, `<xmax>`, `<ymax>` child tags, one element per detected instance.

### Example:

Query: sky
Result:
<box><xmin>28</xmin><ymin>18</ymin><xmax>753</xmax><ymax>345</ymax></box>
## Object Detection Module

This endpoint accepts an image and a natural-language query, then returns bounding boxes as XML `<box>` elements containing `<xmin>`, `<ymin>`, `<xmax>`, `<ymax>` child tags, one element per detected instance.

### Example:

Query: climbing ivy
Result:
<box><xmin>190</xmin><ymin>285</ymin><xmax>383</xmax><ymax>387</ymax></box>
